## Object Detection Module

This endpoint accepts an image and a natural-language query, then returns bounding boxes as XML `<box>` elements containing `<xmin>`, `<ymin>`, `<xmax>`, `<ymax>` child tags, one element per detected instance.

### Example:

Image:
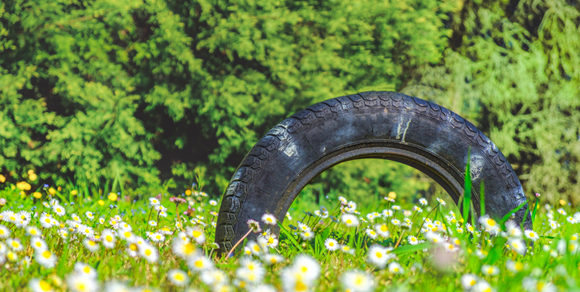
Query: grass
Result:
<box><xmin>0</xmin><ymin>174</ymin><xmax>579</xmax><ymax>292</ymax></box>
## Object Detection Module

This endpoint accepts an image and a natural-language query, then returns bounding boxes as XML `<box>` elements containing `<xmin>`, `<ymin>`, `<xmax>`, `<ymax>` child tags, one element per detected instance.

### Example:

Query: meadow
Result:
<box><xmin>0</xmin><ymin>172</ymin><xmax>579</xmax><ymax>292</ymax></box>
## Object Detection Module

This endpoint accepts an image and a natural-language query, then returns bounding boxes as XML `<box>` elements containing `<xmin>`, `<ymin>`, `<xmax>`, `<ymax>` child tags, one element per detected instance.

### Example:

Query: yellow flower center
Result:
<box><xmin>295</xmin><ymin>280</ymin><xmax>307</xmax><ymax>291</ymax></box>
<box><xmin>42</xmin><ymin>250</ymin><xmax>51</xmax><ymax>259</ymax></box>
<box><xmin>174</xmin><ymin>274</ymin><xmax>184</xmax><ymax>281</ymax></box>
<box><xmin>39</xmin><ymin>280</ymin><xmax>51</xmax><ymax>291</ymax></box>
<box><xmin>376</xmin><ymin>252</ymin><xmax>382</xmax><ymax>258</ymax></box>
<box><xmin>195</xmin><ymin>260</ymin><xmax>203</xmax><ymax>268</ymax></box>
<box><xmin>184</xmin><ymin>243</ymin><xmax>195</xmax><ymax>254</ymax></box>
<box><xmin>192</xmin><ymin>231</ymin><xmax>202</xmax><ymax>238</ymax></box>
<box><xmin>83</xmin><ymin>266</ymin><xmax>91</xmax><ymax>274</ymax></box>
<box><xmin>487</xmin><ymin>219</ymin><xmax>496</xmax><ymax>226</ymax></box>
<box><xmin>470</xmin><ymin>280</ymin><xmax>476</xmax><ymax>286</ymax></box>
<box><xmin>76</xmin><ymin>283</ymin><xmax>86</xmax><ymax>292</ymax></box>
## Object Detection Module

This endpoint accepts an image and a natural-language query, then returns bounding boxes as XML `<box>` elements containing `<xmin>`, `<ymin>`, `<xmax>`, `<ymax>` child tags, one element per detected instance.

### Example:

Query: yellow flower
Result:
<box><xmin>185</xmin><ymin>190</ymin><xmax>192</xmax><ymax>196</ymax></box>
<box><xmin>71</xmin><ymin>190</ymin><xmax>78</xmax><ymax>196</ymax></box>
<box><xmin>388</xmin><ymin>191</ymin><xmax>397</xmax><ymax>199</ymax></box>
<box><xmin>27</xmin><ymin>169</ymin><xmax>35</xmax><ymax>175</ymax></box>
<box><xmin>16</xmin><ymin>181</ymin><xmax>31</xmax><ymax>191</ymax></box>
<box><xmin>48</xmin><ymin>188</ymin><xmax>56</xmax><ymax>195</ymax></box>
<box><xmin>0</xmin><ymin>174</ymin><xmax>6</xmax><ymax>183</ymax></box>
<box><xmin>29</xmin><ymin>173</ymin><xmax>37</xmax><ymax>181</ymax></box>
<box><xmin>559</xmin><ymin>199</ymin><xmax>566</xmax><ymax>206</ymax></box>
<box><xmin>108</xmin><ymin>193</ymin><xmax>118</xmax><ymax>201</ymax></box>
<box><xmin>98</xmin><ymin>200</ymin><xmax>105</xmax><ymax>206</ymax></box>
<box><xmin>33</xmin><ymin>192</ymin><xmax>42</xmax><ymax>199</ymax></box>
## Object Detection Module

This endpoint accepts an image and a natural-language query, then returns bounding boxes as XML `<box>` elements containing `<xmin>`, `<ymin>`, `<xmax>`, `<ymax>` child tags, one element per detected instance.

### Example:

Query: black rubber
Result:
<box><xmin>215</xmin><ymin>91</ymin><xmax>531</xmax><ymax>252</ymax></box>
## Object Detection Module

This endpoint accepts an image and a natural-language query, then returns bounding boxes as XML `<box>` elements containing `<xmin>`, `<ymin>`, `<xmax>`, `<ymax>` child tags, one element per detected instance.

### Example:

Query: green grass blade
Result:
<box><xmin>500</xmin><ymin>201</ymin><xmax>527</xmax><ymax>224</ymax></box>
<box><xmin>531</xmin><ymin>197</ymin><xmax>539</xmax><ymax>225</ymax></box>
<box><xmin>463</xmin><ymin>148</ymin><xmax>472</xmax><ymax>224</ymax></box>
<box><xmin>277</xmin><ymin>222</ymin><xmax>305</xmax><ymax>253</ymax></box>
<box><xmin>393</xmin><ymin>242</ymin><xmax>431</xmax><ymax>254</ymax></box>
<box><xmin>521</xmin><ymin>204</ymin><xmax>530</xmax><ymax>230</ymax></box>
<box><xmin>480</xmin><ymin>181</ymin><xmax>485</xmax><ymax>217</ymax></box>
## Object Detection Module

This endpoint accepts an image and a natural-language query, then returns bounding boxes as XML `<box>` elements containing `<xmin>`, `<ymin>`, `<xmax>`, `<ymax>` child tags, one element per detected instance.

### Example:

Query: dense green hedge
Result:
<box><xmin>0</xmin><ymin>0</ymin><xmax>456</xmax><ymax>194</ymax></box>
<box><xmin>404</xmin><ymin>0</ymin><xmax>580</xmax><ymax>204</ymax></box>
<box><xmin>4</xmin><ymin>0</ymin><xmax>577</xmax><ymax>204</ymax></box>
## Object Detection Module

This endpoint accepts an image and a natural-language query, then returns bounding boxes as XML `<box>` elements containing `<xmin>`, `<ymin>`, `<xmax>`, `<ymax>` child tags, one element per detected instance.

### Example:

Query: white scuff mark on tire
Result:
<box><xmin>284</xmin><ymin>142</ymin><xmax>298</xmax><ymax>157</ymax></box>
<box><xmin>401</xmin><ymin>118</ymin><xmax>412</xmax><ymax>143</ymax></box>
<box><xmin>396</xmin><ymin>117</ymin><xmax>412</xmax><ymax>142</ymax></box>
<box><xmin>470</xmin><ymin>154</ymin><xmax>485</xmax><ymax>180</ymax></box>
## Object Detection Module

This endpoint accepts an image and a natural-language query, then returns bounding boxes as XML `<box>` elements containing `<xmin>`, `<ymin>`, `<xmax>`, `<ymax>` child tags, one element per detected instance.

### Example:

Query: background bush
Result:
<box><xmin>2</xmin><ymin>0</ymin><xmax>578</xmax><ymax>205</ymax></box>
<box><xmin>0</xmin><ymin>0</ymin><xmax>455</xmax><ymax>197</ymax></box>
<box><xmin>404</xmin><ymin>0</ymin><xmax>580</xmax><ymax>204</ymax></box>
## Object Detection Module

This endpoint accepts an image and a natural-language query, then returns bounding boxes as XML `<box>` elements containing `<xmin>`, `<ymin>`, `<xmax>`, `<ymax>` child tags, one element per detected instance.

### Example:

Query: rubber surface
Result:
<box><xmin>215</xmin><ymin>91</ymin><xmax>532</xmax><ymax>252</ymax></box>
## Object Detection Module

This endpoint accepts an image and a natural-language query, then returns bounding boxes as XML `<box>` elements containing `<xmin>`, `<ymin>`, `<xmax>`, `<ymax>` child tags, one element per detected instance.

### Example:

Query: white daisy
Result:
<box><xmin>74</xmin><ymin>262</ymin><xmax>97</xmax><ymax>279</ymax></box>
<box><xmin>31</xmin><ymin>237</ymin><xmax>48</xmax><ymax>251</ymax></box>
<box><xmin>260</xmin><ymin>213</ymin><xmax>277</xmax><ymax>226</ymax></box>
<box><xmin>524</xmin><ymin>230</ymin><xmax>540</xmax><ymax>241</ymax></box>
<box><xmin>52</xmin><ymin>205</ymin><xmax>66</xmax><ymax>217</ymax></box>
<box><xmin>461</xmin><ymin>273</ymin><xmax>478</xmax><ymax>290</ymax></box>
<box><xmin>0</xmin><ymin>224</ymin><xmax>10</xmax><ymax>238</ymax></box>
<box><xmin>66</xmin><ymin>273</ymin><xmax>98</xmax><ymax>292</ymax></box>
<box><xmin>324</xmin><ymin>238</ymin><xmax>339</xmax><ymax>251</ymax></box>
<box><xmin>101</xmin><ymin>229</ymin><xmax>116</xmax><ymax>249</ymax></box>
<box><xmin>139</xmin><ymin>243</ymin><xmax>159</xmax><ymax>264</ymax></box>
<box><xmin>188</xmin><ymin>254</ymin><xmax>214</xmax><ymax>272</ymax></box>
<box><xmin>388</xmin><ymin>262</ymin><xmax>404</xmax><ymax>274</ymax></box>
<box><xmin>82</xmin><ymin>239</ymin><xmax>100</xmax><ymax>252</ymax></box>
<box><xmin>168</xmin><ymin>269</ymin><xmax>189</xmax><ymax>286</ymax></box>
<box><xmin>341</xmin><ymin>214</ymin><xmax>360</xmax><ymax>227</ymax></box>
<box><xmin>35</xmin><ymin>249</ymin><xmax>57</xmax><ymax>268</ymax></box>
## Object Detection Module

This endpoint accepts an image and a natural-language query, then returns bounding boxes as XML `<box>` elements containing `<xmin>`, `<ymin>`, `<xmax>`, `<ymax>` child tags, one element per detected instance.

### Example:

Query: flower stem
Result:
<box><xmin>225</xmin><ymin>229</ymin><xmax>252</xmax><ymax>260</ymax></box>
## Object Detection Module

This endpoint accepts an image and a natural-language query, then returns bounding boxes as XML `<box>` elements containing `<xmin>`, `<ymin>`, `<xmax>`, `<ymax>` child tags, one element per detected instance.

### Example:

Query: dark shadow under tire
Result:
<box><xmin>215</xmin><ymin>91</ymin><xmax>531</xmax><ymax>252</ymax></box>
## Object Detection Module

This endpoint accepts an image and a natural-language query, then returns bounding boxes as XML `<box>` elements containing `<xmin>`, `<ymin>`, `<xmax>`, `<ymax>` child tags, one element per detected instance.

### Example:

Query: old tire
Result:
<box><xmin>216</xmin><ymin>91</ymin><xmax>531</xmax><ymax>252</ymax></box>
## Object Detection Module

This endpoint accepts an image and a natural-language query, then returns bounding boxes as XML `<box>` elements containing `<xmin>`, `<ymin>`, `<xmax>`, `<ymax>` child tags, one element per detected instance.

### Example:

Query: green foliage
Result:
<box><xmin>298</xmin><ymin>159</ymin><xmax>440</xmax><ymax>210</ymax></box>
<box><xmin>0</xmin><ymin>0</ymin><xmax>455</xmax><ymax>194</ymax></box>
<box><xmin>404</xmin><ymin>0</ymin><xmax>580</xmax><ymax>205</ymax></box>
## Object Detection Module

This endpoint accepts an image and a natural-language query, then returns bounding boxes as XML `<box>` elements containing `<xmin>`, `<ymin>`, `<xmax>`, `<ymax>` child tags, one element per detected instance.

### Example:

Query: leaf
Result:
<box><xmin>463</xmin><ymin>147</ymin><xmax>472</xmax><ymax>224</ymax></box>
<box><xmin>392</xmin><ymin>242</ymin><xmax>431</xmax><ymax>254</ymax></box>
<box><xmin>277</xmin><ymin>222</ymin><xmax>304</xmax><ymax>253</ymax></box>
<box><xmin>500</xmin><ymin>201</ymin><xmax>527</xmax><ymax>225</ymax></box>
<box><xmin>480</xmin><ymin>181</ymin><xmax>485</xmax><ymax>217</ymax></box>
